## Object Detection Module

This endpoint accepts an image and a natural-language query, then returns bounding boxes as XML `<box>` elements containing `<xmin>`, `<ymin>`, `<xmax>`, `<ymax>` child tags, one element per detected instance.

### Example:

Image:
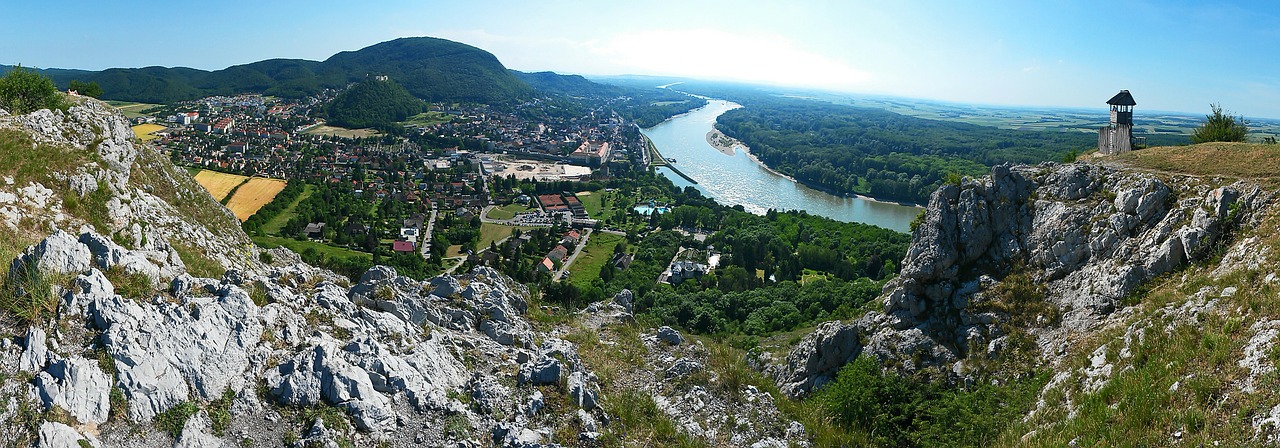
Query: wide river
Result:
<box><xmin>641</xmin><ymin>99</ymin><xmax>923</xmax><ymax>233</ymax></box>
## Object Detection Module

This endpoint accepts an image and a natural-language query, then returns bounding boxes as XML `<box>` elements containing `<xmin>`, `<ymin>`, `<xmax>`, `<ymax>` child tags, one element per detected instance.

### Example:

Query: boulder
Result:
<box><xmin>770</xmin><ymin>321</ymin><xmax>863</xmax><ymax>397</ymax></box>
<box><xmin>91</xmin><ymin>282</ymin><xmax>262</xmax><ymax>420</ymax></box>
<box><xmin>10</xmin><ymin>230</ymin><xmax>91</xmax><ymax>278</ymax></box>
<box><xmin>656</xmin><ymin>326</ymin><xmax>684</xmax><ymax>345</ymax></box>
<box><xmin>34</xmin><ymin>357</ymin><xmax>113</xmax><ymax>424</ymax></box>
<box><xmin>665</xmin><ymin>358</ymin><xmax>704</xmax><ymax>379</ymax></box>
<box><xmin>174</xmin><ymin>411</ymin><xmax>226</xmax><ymax>448</ymax></box>
<box><xmin>37</xmin><ymin>422</ymin><xmax>101</xmax><ymax>448</ymax></box>
<box><xmin>470</xmin><ymin>375</ymin><xmax>511</xmax><ymax>415</ymax></box>
<box><xmin>518</xmin><ymin>357</ymin><xmax>562</xmax><ymax>386</ymax></box>
<box><xmin>20</xmin><ymin>326</ymin><xmax>50</xmax><ymax>373</ymax></box>
<box><xmin>567</xmin><ymin>371</ymin><xmax>599</xmax><ymax>410</ymax></box>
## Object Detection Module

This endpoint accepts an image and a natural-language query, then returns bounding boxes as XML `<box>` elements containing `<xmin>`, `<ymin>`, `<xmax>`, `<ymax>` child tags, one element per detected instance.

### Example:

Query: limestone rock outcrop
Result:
<box><xmin>771</xmin><ymin>163</ymin><xmax>1271</xmax><ymax>397</ymax></box>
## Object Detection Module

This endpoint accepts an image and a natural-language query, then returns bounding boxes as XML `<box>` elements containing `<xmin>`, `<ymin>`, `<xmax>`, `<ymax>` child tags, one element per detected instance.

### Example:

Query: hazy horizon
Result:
<box><xmin>5</xmin><ymin>0</ymin><xmax>1279</xmax><ymax>118</ymax></box>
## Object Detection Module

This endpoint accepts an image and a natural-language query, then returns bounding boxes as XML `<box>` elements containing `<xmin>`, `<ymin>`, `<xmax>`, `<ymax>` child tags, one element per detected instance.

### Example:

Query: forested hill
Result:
<box><xmin>3</xmin><ymin>37</ymin><xmax>532</xmax><ymax>104</ymax></box>
<box><xmin>324</xmin><ymin>77</ymin><xmax>425</xmax><ymax>129</ymax></box>
<box><xmin>515</xmin><ymin>70</ymin><xmax>709</xmax><ymax>127</ymax></box>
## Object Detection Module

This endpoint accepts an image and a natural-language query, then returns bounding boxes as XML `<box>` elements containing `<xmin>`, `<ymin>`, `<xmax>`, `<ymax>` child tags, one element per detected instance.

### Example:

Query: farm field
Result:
<box><xmin>109</xmin><ymin>101</ymin><xmax>162</xmax><ymax>119</ymax></box>
<box><xmin>130</xmin><ymin>123</ymin><xmax>166</xmax><ymax>142</ymax></box>
<box><xmin>226</xmin><ymin>177</ymin><xmax>288</xmax><ymax>221</ymax></box>
<box><xmin>302</xmin><ymin>124</ymin><xmax>380</xmax><ymax>138</ymax></box>
<box><xmin>192</xmin><ymin>170</ymin><xmax>249</xmax><ymax>202</ymax></box>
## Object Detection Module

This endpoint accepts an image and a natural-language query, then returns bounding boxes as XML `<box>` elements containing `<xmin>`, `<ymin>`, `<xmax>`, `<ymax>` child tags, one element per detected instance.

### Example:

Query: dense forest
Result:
<box><xmin>5</xmin><ymin>37</ymin><xmax>533</xmax><ymax>104</ymax></box>
<box><xmin>528</xmin><ymin>174</ymin><xmax>911</xmax><ymax>338</ymax></box>
<box><xmin>324</xmin><ymin>77</ymin><xmax>424</xmax><ymax>129</ymax></box>
<box><xmin>713</xmin><ymin>97</ymin><xmax>1098</xmax><ymax>203</ymax></box>
<box><xmin>515</xmin><ymin>70</ymin><xmax>707</xmax><ymax>127</ymax></box>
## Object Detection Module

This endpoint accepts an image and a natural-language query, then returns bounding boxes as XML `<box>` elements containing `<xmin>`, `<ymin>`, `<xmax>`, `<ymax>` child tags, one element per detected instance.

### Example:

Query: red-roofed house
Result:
<box><xmin>392</xmin><ymin>240</ymin><xmax>415</xmax><ymax>252</ymax></box>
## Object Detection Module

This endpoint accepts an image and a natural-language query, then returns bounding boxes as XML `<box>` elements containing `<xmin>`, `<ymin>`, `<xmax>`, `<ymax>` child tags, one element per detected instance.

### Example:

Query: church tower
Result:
<box><xmin>1098</xmin><ymin>90</ymin><xmax>1136</xmax><ymax>155</ymax></box>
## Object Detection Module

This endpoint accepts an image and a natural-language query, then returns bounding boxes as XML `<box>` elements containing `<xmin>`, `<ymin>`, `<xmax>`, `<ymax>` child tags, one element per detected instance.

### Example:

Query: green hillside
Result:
<box><xmin>3</xmin><ymin>37</ymin><xmax>532</xmax><ymax>104</ymax></box>
<box><xmin>325</xmin><ymin>77</ymin><xmax>424</xmax><ymax>129</ymax></box>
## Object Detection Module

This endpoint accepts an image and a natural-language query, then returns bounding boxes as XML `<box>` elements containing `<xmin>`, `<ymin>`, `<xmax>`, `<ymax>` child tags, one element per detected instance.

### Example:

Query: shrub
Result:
<box><xmin>68</xmin><ymin>80</ymin><xmax>103</xmax><ymax>98</ymax></box>
<box><xmin>154</xmin><ymin>401</ymin><xmax>200</xmax><ymax>438</ymax></box>
<box><xmin>1191</xmin><ymin>103</ymin><xmax>1248</xmax><ymax>143</ymax></box>
<box><xmin>0</xmin><ymin>66</ymin><xmax>64</xmax><ymax>114</ymax></box>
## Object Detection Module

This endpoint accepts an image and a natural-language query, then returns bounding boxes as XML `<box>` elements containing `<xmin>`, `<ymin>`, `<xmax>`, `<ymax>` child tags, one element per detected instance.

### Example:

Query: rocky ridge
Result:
<box><xmin>769</xmin><ymin>160</ymin><xmax>1280</xmax><ymax>443</ymax></box>
<box><xmin>0</xmin><ymin>98</ymin><xmax>796</xmax><ymax>447</ymax></box>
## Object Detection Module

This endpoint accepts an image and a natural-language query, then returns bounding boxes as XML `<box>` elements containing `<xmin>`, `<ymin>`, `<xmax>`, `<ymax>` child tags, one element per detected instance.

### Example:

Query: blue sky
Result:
<box><xmin>4</xmin><ymin>0</ymin><xmax>1279</xmax><ymax>117</ymax></box>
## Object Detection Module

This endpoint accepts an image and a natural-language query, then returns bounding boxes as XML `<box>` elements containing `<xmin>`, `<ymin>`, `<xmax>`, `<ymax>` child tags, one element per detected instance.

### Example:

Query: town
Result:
<box><xmin>126</xmin><ymin>88</ymin><xmax>699</xmax><ymax>285</ymax></box>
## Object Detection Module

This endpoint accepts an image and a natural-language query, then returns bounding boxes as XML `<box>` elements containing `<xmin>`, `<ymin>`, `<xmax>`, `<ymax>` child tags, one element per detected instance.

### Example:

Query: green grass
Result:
<box><xmin>477</xmin><ymin>223</ymin><xmax>537</xmax><ymax>252</ymax></box>
<box><xmin>154</xmin><ymin>401</ymin><xmax>200</xmax><ymax>439</ymax></box>
<box><xmin>566</xmin><ymin>232</ymin><xmax>625</xmax><ymax>287</ymax></box>
<box><xmin>108</xmin><ymin>101</ymin><xmax>162</xmax><ymax>119</ymax></box>
<box><xmin>172</xmin><ymin>242</ymin><xmax>227</xmax><ymax>279</ymax></box>
<box><xmin>579</xmin><ymin>191</ymin><xmax>605</xmax><ymax>217</ymax></box>
<box><xmin>208</xmin><ymin>388</ymin><xmax>236</xmax><ymax>436</ymax></box>
<box><xmin>252</xmin><ymin>236</ymin><xmax>372</xmax><ymax>262</ymax></box>
<box><xmin>261</xmin><ymin>184</ymin><xmax>316</xmax><ymax>235</ymax></box>
<box><xmin>399</xmin><ymin>111</ymin><xmax>453</xmax><ymax>127</ymax></box>
<box><xmin>485</xmin><ymin>203</ymin><xmax>532</xmax><ymax>220</ymax></box>
<box><xmin>1</xmin><ymin>260</ymin><xmax>63</xmax><ymax>325</ymax></box>
<box><xmin>104</xmin><ymin>265</ymin><xmax>155</xmax><ymax>299</ymax></box>
<box><xmin>1115</xmin><ymin>142</ymin><xmax>1280</xmax><ymax>181</ymax></box>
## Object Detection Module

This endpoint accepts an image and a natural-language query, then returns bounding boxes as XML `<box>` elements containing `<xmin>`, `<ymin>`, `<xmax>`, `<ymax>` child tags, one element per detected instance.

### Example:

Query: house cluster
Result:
<box><xmin>534</xmin><ymin>229</ymin><xmax>583</xmax><ymax>274</ymax></box>
<box><xmin>407</xmin><ymin>103</ymin><xmax>636</xmax><ymax>168</ymax></box>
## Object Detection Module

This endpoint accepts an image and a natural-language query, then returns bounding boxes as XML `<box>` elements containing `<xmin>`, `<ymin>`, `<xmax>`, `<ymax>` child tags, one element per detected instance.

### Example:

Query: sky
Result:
<box><xmin>4</xmin><ymin>0</ymin><xmax>1280</xmax><ymax>118</ymax></box>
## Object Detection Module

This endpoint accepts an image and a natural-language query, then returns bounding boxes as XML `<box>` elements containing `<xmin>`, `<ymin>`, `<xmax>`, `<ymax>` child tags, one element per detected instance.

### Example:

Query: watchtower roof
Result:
<box><xmin>1106</xmin><ymin>90</ymin><xmax>1136</xmax><ymax>106</ymax></box>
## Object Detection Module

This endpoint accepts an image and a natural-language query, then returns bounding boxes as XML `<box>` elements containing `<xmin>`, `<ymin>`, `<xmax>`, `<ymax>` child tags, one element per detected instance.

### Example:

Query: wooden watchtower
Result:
<box><xmin>1098</xmin><ymin>90</ymin><xmax>1136</xmax><ymax>155</ymax></box>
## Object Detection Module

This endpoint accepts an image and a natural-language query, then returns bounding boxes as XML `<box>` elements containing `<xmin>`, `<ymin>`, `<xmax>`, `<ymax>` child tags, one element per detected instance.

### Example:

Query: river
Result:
<box><xmin>641</xmin><ymin>99</ymin><xmax>923</xmax><ymax>233</ymax></box>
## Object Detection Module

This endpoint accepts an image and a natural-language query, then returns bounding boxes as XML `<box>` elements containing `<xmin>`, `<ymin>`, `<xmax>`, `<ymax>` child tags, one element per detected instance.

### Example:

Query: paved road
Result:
<box><xmin>553</xmin><ymin>228</ymin><xmax>592</xmax><ymax>282</ymax></box>
<box><xmin>442</xmin><ymin>256</ymin><xmax>467</xmax><ymax>275</ymax></box>
<box><xmin>419</xmin><ymin>206</ymin><xmax>439</xmax><ymax>260</ymax></box>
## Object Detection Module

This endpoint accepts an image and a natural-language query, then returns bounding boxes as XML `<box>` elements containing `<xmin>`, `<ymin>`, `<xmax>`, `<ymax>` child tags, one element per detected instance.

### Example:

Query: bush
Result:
<box><xmin>154</xmin><ymin>401</ymin><xmax>200</xmax><ymax>438</ymax></box>
<box><xmin>0</xmin><ymin>66</ymin><xmax>64</xmax><ymax>114</ymax></box>
<box><xmin>815</xmin><ymin>356</ymin><xmax>1048</xmax><ymax>447</ymax></box>
<box><xmin>68</xmin><ymin>80</ymin><xmax>103</xmax><ymax>98</ymax></box>
<box><xmin>1191</xmin><ymin>103</ymin><xmax>1248</xmax><ymax>143</ymax></box>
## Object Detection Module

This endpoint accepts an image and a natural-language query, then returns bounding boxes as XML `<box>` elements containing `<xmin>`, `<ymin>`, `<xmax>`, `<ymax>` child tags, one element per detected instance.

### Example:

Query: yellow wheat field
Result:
<box><xmin>192</xmin><ymin>170</ymin><xmax>249</xmax><ymax>201</ymax></box>
<box><xmin>226</xmin><ymin>177</ymin><xmax>288</xmax><ymax>221</ymax></box>
<box><xmin>131</xmin><ymin>123</ymin><xmax>166</xmax><ymax>142</ymax></box>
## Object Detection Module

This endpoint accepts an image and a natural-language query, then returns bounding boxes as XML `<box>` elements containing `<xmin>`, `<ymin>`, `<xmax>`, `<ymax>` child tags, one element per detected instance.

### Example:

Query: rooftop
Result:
<box><xmin>1107</xmin><ymin>90</ymin><xmax>1136</xmax><ymax>106</ymax></box>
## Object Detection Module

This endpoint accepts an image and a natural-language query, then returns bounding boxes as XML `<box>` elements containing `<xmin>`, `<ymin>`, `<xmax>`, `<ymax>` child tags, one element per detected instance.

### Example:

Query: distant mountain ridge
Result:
<box><xmin>3</xmin><ymin>37</ymin><xmax>534</xmax><ymax>104</ymax></box>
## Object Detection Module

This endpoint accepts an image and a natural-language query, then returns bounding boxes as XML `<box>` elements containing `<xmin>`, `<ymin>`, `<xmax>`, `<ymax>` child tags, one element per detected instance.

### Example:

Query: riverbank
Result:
<box><xmin>709</xmin><ymin>129</ymin><xmax>924</xmax><ymax>209</ymax></box>
<box><xmin>705</xmin><ymin>129</ymin><xmax>746</xmax><ymax>156</ymax></box>
<box><xmin>642</xmin><ymin>98</ymin><xmax>922</xmax><ymax>231</ymax></box>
